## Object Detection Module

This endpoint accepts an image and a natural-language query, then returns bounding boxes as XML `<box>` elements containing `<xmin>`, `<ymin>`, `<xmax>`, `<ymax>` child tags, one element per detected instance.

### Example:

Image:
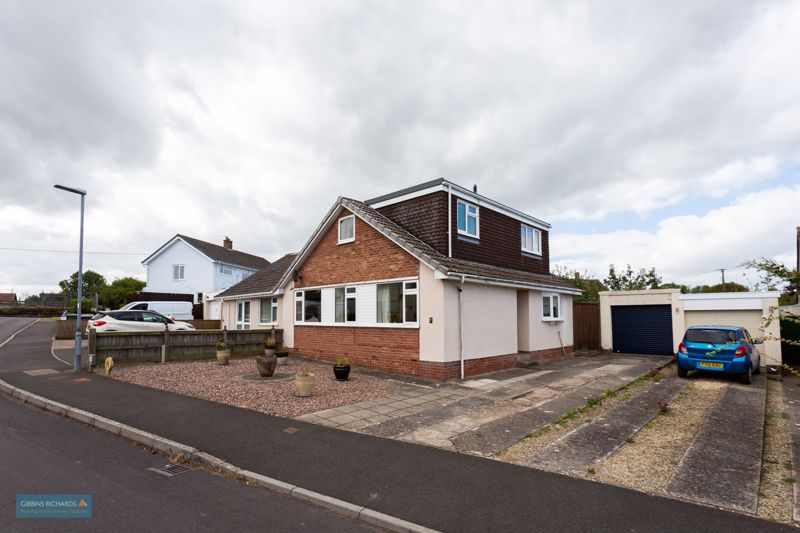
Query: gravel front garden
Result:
<box><xmin>110</xmin><ymin>357</ymin><xmax>392</xmax><ymax>418</ymax></box>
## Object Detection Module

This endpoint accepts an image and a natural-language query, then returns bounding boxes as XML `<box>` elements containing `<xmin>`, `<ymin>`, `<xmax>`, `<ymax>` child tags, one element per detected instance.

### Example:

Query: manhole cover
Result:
<box><xmin>147</xmin><ymin>463</ymin><xmax>191</xmax><ymax>477</ymax></box>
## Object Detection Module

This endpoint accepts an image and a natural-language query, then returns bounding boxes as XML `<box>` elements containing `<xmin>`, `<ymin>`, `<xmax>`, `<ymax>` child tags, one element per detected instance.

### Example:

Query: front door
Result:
<box><xmin>236</xmin><ymin>301</ymin><xmax>250</xmax><ymax>330</ymax></box>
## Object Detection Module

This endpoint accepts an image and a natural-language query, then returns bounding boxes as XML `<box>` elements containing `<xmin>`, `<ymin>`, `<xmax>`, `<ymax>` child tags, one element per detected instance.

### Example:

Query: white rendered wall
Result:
<box><xmin>519</xmin><ymin>290</ymin><xmax>574</xmax><ymax>352</ymax></box>
<box><xmin>145</xmin><ymin>240</ymin><xmax>215</xmax><ymax>302</ymax></box>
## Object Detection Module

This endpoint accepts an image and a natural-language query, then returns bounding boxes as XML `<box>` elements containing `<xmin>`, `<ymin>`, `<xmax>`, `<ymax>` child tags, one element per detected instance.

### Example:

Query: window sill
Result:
<box><xmin>337</xmin><ymin>238</ymin><xmax>355</xmax><ymax>245</ymax></box>
<box><xmin>541</xmin><ymin>318</ymin><xmax>563</xmax><ymax>322</ymax></box>
<box><xmin>456</xmin><ymin>233</ymin><xmax>480</xmax><ymax>244</ymax></box>
<box><xmin>522</xmin><ymin>250</ymin><xmax>542</xmax><ymax>258</ymax></box>
<box><xmin>296</xmin><ymin>322</ymin><xmax>419</xmax><ymax>329</ymax></box>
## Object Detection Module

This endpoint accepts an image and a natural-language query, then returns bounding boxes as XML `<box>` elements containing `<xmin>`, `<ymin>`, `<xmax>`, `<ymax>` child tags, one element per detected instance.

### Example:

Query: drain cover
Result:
<box><xmin>147</xmin><ymin>463</ymin><xmax>191</xmax><ymax>477</ymax></box>
<box><xmin>22</xmin><ymin>369</ymin><xmax>60</xmax><ymax>376</ymax></box>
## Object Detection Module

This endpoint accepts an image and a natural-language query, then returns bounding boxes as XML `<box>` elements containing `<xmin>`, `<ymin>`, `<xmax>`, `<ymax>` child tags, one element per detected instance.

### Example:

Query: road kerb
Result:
<box><xmin>0</xmin><ymin>377</ymin><xmax>441</xmax><ymax>533</ymax></box>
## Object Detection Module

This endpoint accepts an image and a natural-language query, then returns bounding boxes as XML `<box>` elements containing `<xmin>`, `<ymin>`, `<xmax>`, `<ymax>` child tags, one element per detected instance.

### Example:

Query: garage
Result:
<box><xmin>599</xmin><ymin>289</ymin><xmax>783</xmax><ymax>366</ymax></box>
<box><xmin>611</xmin><ymin>305</ymin><xmax>673</xmax><ymax>355</ymax></box>
<box><xmin>684</xmin><ymin>310</ymin><xmax>765</xmax><ymax>337</ymax></box>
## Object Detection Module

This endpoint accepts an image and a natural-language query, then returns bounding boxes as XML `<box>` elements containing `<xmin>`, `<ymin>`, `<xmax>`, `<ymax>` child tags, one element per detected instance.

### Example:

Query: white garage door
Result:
<box><xmin>684</xmin><ymin>310</ymin><xmax>765</xmax><ymax>337</ymax></box>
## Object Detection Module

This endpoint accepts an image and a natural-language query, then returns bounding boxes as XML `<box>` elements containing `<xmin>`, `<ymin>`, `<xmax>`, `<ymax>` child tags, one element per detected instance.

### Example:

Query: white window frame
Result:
<box><xmin>236</xmin><ymin>300</ymin><xmax>251</xmax><ymax>330</ymax></box>
<box><xmin>542</xmin><ymin>293</ymin><xmax>561</xmax><ymax>321</ymax></box>
<box><xmin>295</xmin><ymin>291</ymin><xmax>304</xmax><ymax>323</ymax></box>
<box><xmin>403</xmin><ymin>281</ymin><xmax>418</xmax><ymax>324</ymax></box>
<box><xmin>219</xmin><ymin>264</ymin><xmax>232</xmax><ymax>275</ymax></box>
<box><xmin>338</xmin><ymin>215</ymin><xmax>355</xmax><ymax>244</ymax></box>
<box><xmin>521</xmin><ymin>224</ymin><xmax>542</xmax><ymax>255</ymax></box>
<box><xmin>259</xmin><ymin>296</ymin><xmax>278</xmax><ymax>325</ymax></box>
<box><xmin>335</xmin><ymin>286</ymin><xmax>357</xmax><ymax>323</ymax></box>
<box><xmin>456</xmin><ymin>199</ymin><xmax>479</xmax><ymax>238</ymax></box>
<box><xmin>173</xmin><ymin>264</ymin><xmax>185</xmax><ymax>281</ymax></box>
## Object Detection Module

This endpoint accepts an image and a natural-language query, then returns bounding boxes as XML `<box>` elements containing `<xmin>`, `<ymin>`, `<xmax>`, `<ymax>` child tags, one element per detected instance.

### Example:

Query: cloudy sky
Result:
<box><xmin>2</xmin><ymin>0</ymin><xmax>799</xmax><ymax>296</ymax></box>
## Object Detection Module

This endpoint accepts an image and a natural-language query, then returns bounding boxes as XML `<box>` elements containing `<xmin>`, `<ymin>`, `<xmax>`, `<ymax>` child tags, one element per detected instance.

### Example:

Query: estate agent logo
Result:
<box><xmin>16</xmin><ymin>495</ymin><xmax>92</xmax><ymax>519</ymax></box>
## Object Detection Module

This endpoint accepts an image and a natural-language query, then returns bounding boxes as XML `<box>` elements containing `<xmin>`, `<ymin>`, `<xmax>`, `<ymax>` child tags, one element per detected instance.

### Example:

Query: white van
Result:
<box><xmin>119</xmin><ymin>301</ymin><xmax>194</xmax><ymax>320</ymax></box>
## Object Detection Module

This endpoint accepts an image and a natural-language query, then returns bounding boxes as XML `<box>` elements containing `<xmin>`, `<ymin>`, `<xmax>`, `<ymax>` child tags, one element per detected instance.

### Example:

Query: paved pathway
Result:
<box><xmin>666</xmin><ymin>376</ymin><xmax>767</xmax><ymax>514</ymax></box>
<box><xmin>781</xmin><ymin>374</ymin><xmax>800</xmax><ymax>522</ymax></box>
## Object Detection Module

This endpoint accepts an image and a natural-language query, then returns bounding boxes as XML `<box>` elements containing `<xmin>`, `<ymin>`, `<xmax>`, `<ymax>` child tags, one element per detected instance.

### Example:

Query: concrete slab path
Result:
<box><xmin>666</xmin><ymin>376</ymin><xmax>767</xmax><ymax>514</ymax></box>
<box><xmin>526</xmin><ymin>378</ymin><xmax>687</xmax><ymax>475</ymax></box>
<box><xmin>781</xmin><ymin>374</ymin><xmax>800</xmax><ymax>523</ymax></box>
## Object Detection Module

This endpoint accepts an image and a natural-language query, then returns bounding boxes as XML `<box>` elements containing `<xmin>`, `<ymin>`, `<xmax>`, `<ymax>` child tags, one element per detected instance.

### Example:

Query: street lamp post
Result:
<box><xmin>54</xmin><ymin>184</ymin><xmax>87</xmax><ymax>372</ymax></box>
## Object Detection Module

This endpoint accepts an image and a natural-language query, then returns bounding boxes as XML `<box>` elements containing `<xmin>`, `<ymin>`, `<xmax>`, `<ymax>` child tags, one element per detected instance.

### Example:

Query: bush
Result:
<box><xmin>0</xmin><ymin>306</ymin><xmax>63</xmax><ymax>317</ymax></box>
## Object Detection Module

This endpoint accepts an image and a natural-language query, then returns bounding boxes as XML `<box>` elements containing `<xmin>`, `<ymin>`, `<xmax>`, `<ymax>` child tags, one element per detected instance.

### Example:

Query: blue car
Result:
<box><xmin>676</xmin><ymin>325</ymin><xmax>762</xmax><ymax>384</ymax></box>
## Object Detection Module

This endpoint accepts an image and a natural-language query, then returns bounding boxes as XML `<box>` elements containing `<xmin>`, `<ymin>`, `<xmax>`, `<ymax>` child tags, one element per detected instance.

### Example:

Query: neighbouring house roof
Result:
<box><xmin>142</xmin><ymin>234</ymin><xmax>270</xmax><ymax>271</ymax></box>
<box><xmin>217</xmin><ymin>253</ymin><xmax>298</xmax><ymax>299</ymax></box>
<box><xmin>278</xmin><ymin>197</ymin><xmax>579</xmax><ymax>294</ymax></box>
<box><xmin>0</xmin><ymin>293</ymin><xmax>17</xmax><ymax>304</ymax></box>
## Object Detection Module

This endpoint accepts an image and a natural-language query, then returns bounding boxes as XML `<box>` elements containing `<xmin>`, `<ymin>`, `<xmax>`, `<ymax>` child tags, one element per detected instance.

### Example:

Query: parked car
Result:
<box><xmin>86</xmin><ymin>310</ymin><xmax>195</xmax><ymax>333</ymax></box>
<box><xmin>60</xmin><ymin>311</ymin><xmax>96</xmax><ymax>320</ymax></box>
<box><xmin>119</xmin><ymin>301</ymin><xmax>194</xmax><ymax>320</ymax></box>
<box><xmin>676</xmin><ymin>325</ymin><xmax>762</xmax><ymax>384</ymax></box>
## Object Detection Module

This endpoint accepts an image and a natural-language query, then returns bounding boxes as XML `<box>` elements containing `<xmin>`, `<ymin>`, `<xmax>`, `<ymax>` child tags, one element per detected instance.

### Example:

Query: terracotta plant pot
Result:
<box><xmin>216</xmin><ymin>349</ymin><xmax>231</xmax><ymax>366</ymax></box>
<box><xmin>333</xmin><ymin>364</ymin><xmax>351</xmax><ymax>381</ymax></box>
<box><xmin>276</xmin><ymin>354</ymin><xmax>288</xmax><ymax>366</ymax></box>
<box><xmin>295</xmin><ymin>372</ymin><xmax>315</xmax><ymax>397</ymax></box>
<box><xmin>256</xmin><ymin>354</ymin><xmax>277</xmax><ymax>377</ymax></box>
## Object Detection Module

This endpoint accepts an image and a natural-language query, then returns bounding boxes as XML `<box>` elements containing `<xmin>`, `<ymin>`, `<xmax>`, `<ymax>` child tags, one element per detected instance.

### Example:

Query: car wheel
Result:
<box><xmin>677</xmin><ymin>367</ymin><xmax>689</xmax><ymax>378</ymax></box>
<box><xmin>740</xmin><ymin>364</ymin><xmax>752</xmax><ymax>385</ymax></box>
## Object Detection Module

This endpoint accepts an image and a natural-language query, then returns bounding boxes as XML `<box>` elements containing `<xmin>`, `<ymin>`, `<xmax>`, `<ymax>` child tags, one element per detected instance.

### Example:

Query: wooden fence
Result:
<box><xmin>573</xmin><ymin>302</ymin><xmax>600</xmax><ymax>351</ymax></box>
<box><xmin>56</xmin><ymin>319</ymin><xmax>89</xmax><ymax>339</ymax></box>
<box><xmin>88</xmin><ymin>328</ymin><xmax>283</xmax><ymax>365</ymax></box>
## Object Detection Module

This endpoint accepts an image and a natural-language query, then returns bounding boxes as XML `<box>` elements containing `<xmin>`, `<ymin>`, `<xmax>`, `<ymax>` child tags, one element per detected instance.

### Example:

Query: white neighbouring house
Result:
<box><xmin>141</xmin><ymin>235</ymin><xmax>270</xmax><ymax>306</ymax></box>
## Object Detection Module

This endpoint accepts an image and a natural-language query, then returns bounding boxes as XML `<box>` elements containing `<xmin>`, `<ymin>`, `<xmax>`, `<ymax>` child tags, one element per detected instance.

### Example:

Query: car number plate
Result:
<box><xmin>698</xmin><ymin>362</ymin><xmax>723</xmax><ymax>369</ymax></box>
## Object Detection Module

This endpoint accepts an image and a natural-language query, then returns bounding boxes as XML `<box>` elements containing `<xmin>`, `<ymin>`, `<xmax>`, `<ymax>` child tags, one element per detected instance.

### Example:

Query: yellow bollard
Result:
<box><xmin>104</xmin><ymin>356</ymin><xmax>114</xmax><ymax>376</ymax></box>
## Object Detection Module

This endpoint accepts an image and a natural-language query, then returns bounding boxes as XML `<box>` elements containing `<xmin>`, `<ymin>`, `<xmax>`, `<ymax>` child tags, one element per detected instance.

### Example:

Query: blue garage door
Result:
<box><xmin>611</xmin><ymin>305</ymin><xmax>673</xmax><ymax>355</ymax></box>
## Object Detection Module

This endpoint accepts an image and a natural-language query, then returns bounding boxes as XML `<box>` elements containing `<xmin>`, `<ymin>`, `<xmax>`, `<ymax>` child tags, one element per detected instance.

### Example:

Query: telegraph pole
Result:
<box><xmin>719</xmin><ymin>268</ymin><xmax>726</xmax><ymax>292</ymax></box>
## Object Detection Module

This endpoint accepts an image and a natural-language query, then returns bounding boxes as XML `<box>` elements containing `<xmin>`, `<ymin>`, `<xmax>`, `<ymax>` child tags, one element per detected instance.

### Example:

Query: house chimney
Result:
<box><xmin>473</xmin><ymin>184</ymin><xmax>478</xmax><ymax>193</ymax></box>
<box><xmin>223</xmin><ymin>236</ymin><xmax>232</xmax><ymax>250</ymax></box>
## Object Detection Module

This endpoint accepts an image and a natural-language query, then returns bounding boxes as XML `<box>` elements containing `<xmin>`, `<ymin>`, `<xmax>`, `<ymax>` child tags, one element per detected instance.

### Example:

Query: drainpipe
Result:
<box><xmin>447</xmin><ymin>182</ymin><xmax>453</xmax><ymax>258</ymax></box>
<box><xmin>459</xmin><ymin>275</ymin><xmax>465</xmax><ymax>380</ymax></box>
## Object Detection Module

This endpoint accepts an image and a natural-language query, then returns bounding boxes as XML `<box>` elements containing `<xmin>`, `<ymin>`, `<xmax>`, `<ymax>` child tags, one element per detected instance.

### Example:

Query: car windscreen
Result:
<box><xmin>685</xmin><ymin>329</ymin><xmax>738</xmax><ymax>344</ymax></box>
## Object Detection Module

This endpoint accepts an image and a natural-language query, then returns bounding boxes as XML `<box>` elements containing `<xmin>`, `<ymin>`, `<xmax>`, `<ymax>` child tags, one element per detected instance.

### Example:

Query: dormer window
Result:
<box><xmin>457</xmin><ymin>200</ymin><xmax>479</xmax><ymax>238</ymax></box>
<box><xmin>521</xmin><ymin>225</ymin><xmax>541</xmax><ymax>255</ymax></box>
<box><xmin>338</xmin><ymin>215</ymin><xmax>355</xmax><ymax>244</ymax></box>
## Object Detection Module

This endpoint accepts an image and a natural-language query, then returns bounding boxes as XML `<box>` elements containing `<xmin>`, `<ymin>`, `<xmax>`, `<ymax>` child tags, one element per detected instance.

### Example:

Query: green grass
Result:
<box><xmin>783</xmin><ymin>477</ymin><xmax>796</xmax><ymax>484</ymax></box>
<box><xmin>785</xmin><ymin>460</ymin><xmax>794</xmax><ymax>471</ymax></box>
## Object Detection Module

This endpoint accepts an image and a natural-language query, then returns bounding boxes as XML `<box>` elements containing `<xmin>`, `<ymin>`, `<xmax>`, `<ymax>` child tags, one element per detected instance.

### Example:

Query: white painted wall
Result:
<box><xmin>419</xmin><ymin>265</ymin><xmax>446</xmax><ymax>362</ymax></box>
<box><xmin>214</xmin><ymin>264</ymin><xmax>257</xmax><ymax>292</ymax></box>
<box><xmin>518</xmin><ymin>290</ymin><xmax>573</xmax><ymax>352</ymax></box>
<box><xmin>144</xmin><ymin>239</ymin><xmax>215</xmax><ymax>302</ymax></box>
<box><xmin>599</xmin><ymin>290</ymin><xmax>685</xmax><ymax>353</ymax></box>
<box><xmin>459</xmin><ymin>283</ymin><xmax>518</xmax><ymax>360</ymax></box>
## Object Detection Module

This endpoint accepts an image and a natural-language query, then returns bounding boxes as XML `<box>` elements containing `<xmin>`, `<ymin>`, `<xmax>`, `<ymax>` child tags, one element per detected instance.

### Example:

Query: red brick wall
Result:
<box><xmin>525</xmin><ymin>345</ymin><xmax>574</xmax><ymax>362</ymax></box>
<box><xmin>294</xmin><ymin>326</ymin><xmax>420</xmax><ymax>375</ymax></box>
<box><xmin>294</xmin><ymin>208</ymin><xmax>420</xmax><ymax>288</ymax></box>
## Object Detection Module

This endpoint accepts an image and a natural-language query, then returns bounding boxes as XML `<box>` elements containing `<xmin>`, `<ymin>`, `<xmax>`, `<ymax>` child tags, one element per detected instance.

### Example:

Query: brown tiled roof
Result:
<box><xmin>143</xmin><ymin>234</ymin><xmax>270</xmax><ymax>270</ymax></box>
<box><xmin>218</xmin><ymin>253</ymin><xmax>298</xmax><ymax>298</ymax></box>
<box><xmin>341</xmin><ymin>198</ymin><xmax>574</xmax><ymax>291</ymax></box>
<box><xmin>0</xmin><ymin>293</ymin><xmax>17</xmax><ymax>304</ymax></box>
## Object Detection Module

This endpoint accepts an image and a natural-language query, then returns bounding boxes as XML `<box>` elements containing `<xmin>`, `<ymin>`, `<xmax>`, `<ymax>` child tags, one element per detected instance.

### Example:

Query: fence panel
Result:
<box><xmin>573</xmin><ymin>302</ymin><xmax>600</xmax><ymax>351</ymax></box>
<box><xmin>89</xmin><ymin>328</ymin><xmax>282</xmax><ymax>364</ymax></box>
<box><xmin>56</xmin><ymin>320</ymin><xmax>89</xmax><ymax>339</ymax></box>
<box><xmin>184</xmin><ymin>320</ymin><xmax>222</xmax><ymax>330</ymax></box>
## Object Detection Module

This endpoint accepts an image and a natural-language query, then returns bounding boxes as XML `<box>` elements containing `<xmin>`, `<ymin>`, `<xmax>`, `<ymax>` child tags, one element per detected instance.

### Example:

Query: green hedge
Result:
<box><xmin>0</xmin><ymin>306</ymin><xmax>63</xmax><ymax>317</ymax></box>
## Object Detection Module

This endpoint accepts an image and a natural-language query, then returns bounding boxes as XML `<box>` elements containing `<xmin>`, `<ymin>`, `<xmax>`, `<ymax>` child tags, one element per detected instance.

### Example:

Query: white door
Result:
<box><xmin>236</xmin><ymin>301</ymin><xmax>251</xmax><ymax>330</ymax></box>
<box><xmin>209</xmin><ymin>300</ymin><xmax>221</xmax><ymax>320</ymax></box>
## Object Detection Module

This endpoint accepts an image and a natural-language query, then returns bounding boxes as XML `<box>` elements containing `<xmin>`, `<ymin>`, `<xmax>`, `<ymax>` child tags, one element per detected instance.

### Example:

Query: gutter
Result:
<box><xmin>218</xmin><ymin>288</ymin><xmax>285</xmax><ymax>301</ymax></box>
<box><xmin>440</xmin><ymin>272</ymin><xmax>583</xmax><ymax>295</ymax></box>
<box><xmin>447</xmin><ymin>183</ymin><xmax>452</xmax><ymax>258</ymax></box>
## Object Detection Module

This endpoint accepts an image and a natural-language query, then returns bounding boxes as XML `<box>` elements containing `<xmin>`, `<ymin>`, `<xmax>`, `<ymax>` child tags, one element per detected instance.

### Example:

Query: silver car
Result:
<box><xmin>87</xmin><ymin>310</ymin><xmax>195</xmax><ymax>333</ymax></box>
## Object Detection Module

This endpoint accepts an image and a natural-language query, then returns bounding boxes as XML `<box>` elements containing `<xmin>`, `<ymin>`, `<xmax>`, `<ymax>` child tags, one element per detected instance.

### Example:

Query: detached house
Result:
<box><xmin>142</xmin><ymin>235</ymin><xmax>270</xmax><ymax>306</ymax></box>
<box><xmin>219</xmin><ymin>179</ymin><xmax>580</xmax><ymax>380</ymax></box>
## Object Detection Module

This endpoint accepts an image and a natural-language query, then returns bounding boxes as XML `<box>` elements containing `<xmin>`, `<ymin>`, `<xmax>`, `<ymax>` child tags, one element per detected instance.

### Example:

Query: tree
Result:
<box><xmin>68</xmin><ymin>298</ymin><xmax>96</xmax><ymax>314</ymax></box>
<box><xmin>552</xmin><ymin>265</ymin><xmax>607</xmax><ymax>302</ymax></box>
<box><xmin>58</xmin><ymin>271</ymin><xmax>107</xmax><ymax>299</ymax></box>
<box><xmin>604</xmin><ymin>264</ymin><xmax>662</xmax><ymax>291</ymax></box>
<box><xmin>743</xmin><ymin>257</ymin><xmax>800</xmax><ymax>305</ymax></box>
<box><xmin>690</xmin><ymin>282</ymin><xmax>749</xmax><ymax>294</ymax></box>
<box><xmin>99</xmin><ymin>276</ymin><xmax>146</xmax><ymax>310</ymax></box>
<box><xmin>23</xmin><ymin>294</ymin><xmax>42</xmax><ymax>306</ymax></box>
<box><xmin>658</xmin><ymin>282</ymin><xmax>690</xmax><ymax>294</ymax></box>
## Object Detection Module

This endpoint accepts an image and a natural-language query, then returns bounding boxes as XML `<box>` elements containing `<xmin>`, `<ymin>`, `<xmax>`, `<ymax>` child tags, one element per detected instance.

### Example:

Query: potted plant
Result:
<box><xmin>275</xmin><ymin>344</ymin><xmax>289</xmax><ymax>366</ymax></box>
<box><xmin>216</xmin><ymin>339</ymin><xmax>230</xmax><ymax>366</ymax></box>
<box><xmin>333</xmin><ymin>356</ymin><xmax>351</xmax><ymax>381</ymax></box>
<box><xmin>295</xmin><ymin>372</ymin><xmax>315</xmax><ymax>397</ymax></box>
<box><xmin>256</xmin><ymin>351</ymin><xmax>277</xmax><ymax>377</ymax></box>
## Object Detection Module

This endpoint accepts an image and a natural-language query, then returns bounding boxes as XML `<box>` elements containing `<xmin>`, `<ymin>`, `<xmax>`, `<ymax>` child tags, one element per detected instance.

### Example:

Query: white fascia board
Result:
<box><xmin>142</xmin><ymin>236</ymin><xmax>211</xmax><ymax>266</ymax></box>
<box><xmin>369</xmin><ymin>181</ymin><xmax>551</xmax><ymax>231</ymax></box>
<box><xmin>441</xmin><ymin>273</ymin><xmax>582</xmax><ymax>295</ymax></box>
<box><xmin>679</xmin><ymin>292</ymin><xmax>781</xmax><ymax>300</ymax></box>
<box><xmin>219</xmin><ymin>288</ymin><xmax>284</xmax><ymax>301</ymax></box>
<box><xmin>212</xmin><ymin>259</ymin><xmax>260</xmax><ymax>273</ymax></box>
